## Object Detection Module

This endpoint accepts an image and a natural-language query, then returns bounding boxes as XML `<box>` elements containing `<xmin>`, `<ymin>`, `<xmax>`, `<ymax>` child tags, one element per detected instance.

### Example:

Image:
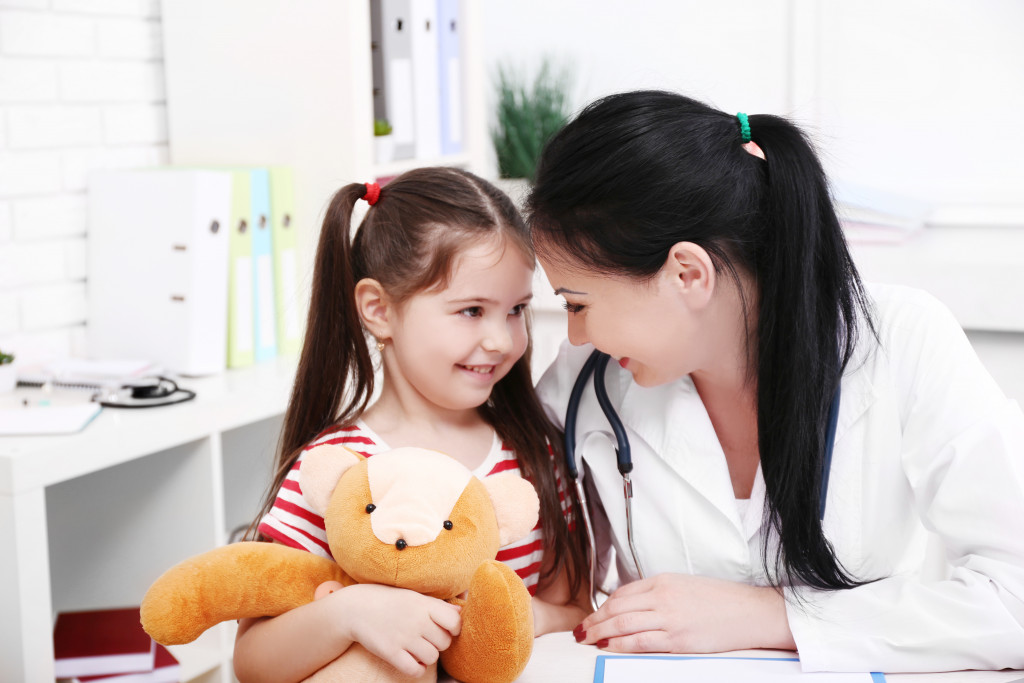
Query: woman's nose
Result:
<box><xmin>567</xmin><ymin>316</ymin><xmax>588</xmax><ymax>346</ymax></box>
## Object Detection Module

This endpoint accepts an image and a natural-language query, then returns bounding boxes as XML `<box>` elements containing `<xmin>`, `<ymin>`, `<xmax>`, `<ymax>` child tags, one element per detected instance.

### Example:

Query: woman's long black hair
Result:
<box><xmin>527</xmin><ymin>91</ymin><xmax>875</xmax><ymax>590</ymax></box>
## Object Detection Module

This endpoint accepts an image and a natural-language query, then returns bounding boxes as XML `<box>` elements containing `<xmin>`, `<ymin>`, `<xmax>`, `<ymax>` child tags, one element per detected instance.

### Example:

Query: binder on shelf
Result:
<box><xmin>379</xmin><ymin>0</ymin><xmax>416</xmax><ymax>160</ymax></box>
<box><xmin>410</xmin><ymin>0</ymin><xmax>442</xmax><ymax>159</ymax></box>
<box><xmin>88</xmin><ymin>168</ymin><xmax>231</xmax><ymax>376</ymax></box>
<box><xmin>268</xmin><ymin>166</ymin><xmax>303</xmax><ymax>355</ymax></box>
<box><xmin>370</xmin><ymin>0</ymin><xmax>387</xmax><ymax>124</ymax></box>
<box><xmin>227</xmin><ymin>170</ymin><xmax>255</xmax><ymax>368</ymax></box>
<box><xmin>437</xmin><ymin>0</ymin><xmax>462</xmax><ymax>155</ymax></box>
<box><xmin>53</xmin><ymin>607</ymin><xmax>155</xmax><ymax>678</ymax></box>
<box><xmin>249</xmin><ymin>168</ymin><xmax>278</xmax><ymax>362</ymax></box>
<box><xmin>72</xmin><ymin>643</ymin><xmax>180</xmax><ymax>683</ymax></box>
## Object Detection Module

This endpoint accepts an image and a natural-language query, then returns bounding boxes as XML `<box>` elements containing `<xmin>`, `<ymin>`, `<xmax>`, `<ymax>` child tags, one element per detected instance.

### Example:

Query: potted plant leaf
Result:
<box><xmin>491</xmin><ymin>58</ymin><xmax>573</xmax><ymax>208</ymax></box>
<box><xmin>374</xmin><ymin>118</ymin><xmax>394</xmax><ymax>164</ymax></box>
<box><xmin>0</xmin><ymin>349</ymin><xmax>16</xmax><ymax>393</ymax></box>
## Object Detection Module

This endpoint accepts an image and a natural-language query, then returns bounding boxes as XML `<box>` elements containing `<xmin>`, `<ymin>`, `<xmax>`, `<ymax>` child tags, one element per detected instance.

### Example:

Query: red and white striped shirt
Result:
<box><xmin>259</xmin><ymin>421</ymin><xmax>566</xmax><ymax>595</ymax></box>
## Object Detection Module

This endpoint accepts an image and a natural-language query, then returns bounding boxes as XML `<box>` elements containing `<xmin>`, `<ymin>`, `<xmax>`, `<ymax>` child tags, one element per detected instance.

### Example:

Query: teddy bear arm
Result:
<box><xmin>141</xmin><ymin>541</ymin><xmax>350</xmax><ymax>645</ymax></box>
<box><xmin>440</xmin><ymin>559</ymin><xmax>534</xmax><ymax>683</ymax></box>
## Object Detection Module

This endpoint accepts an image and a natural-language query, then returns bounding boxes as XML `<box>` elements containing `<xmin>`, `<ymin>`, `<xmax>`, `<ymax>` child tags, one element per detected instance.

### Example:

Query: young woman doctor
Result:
<box><xmin>529</xmin><ymin>91</ymin><xmax>1024</xmax><ymax>673</ymax></box>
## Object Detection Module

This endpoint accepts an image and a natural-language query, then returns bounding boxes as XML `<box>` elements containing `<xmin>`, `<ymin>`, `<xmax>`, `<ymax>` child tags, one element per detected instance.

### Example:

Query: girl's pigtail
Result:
<box><xmin>747</xmin><ymin>114</ymin><xmax>870</xmax><ymax>589</ymax></box>
<box><xmin>250</xmin><ymin>184</ymin><xmax>374</xmax><ymax>539</ymax></box>
<box><xmin>280</xmin><ymin>183</ymin><xmax>376</xmax><ymax>459</ymax></box>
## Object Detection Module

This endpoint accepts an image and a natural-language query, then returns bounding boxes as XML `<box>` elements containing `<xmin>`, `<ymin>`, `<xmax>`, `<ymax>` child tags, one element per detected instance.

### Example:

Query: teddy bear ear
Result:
<box><xmin>300</xmin><ymin>444</ymin><xmax>364</xmax><ymax>515</ymax></box>
<box><xmin>482</xmin><ymin>473</ymin><xmax>540</xmax><ymax>547</ymax></box>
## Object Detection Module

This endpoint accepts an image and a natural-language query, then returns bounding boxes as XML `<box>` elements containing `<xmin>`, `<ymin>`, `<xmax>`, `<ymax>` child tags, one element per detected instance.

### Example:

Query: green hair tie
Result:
<box><xmin>736</xmin><ymin>112</ymin><xmax>752</xmax><ymax>143</ymax></box>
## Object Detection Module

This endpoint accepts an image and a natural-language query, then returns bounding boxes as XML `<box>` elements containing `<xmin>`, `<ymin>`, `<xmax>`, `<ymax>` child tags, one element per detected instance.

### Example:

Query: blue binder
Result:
<box><xmin>437</xmin><ymin>0</ymin><xmax>462</xmax><ymax>156</ymax></box>
<box><xmin>249</xmin><ymin>168</ymin><xmax>278</xmax><ymax>361</ymax></box>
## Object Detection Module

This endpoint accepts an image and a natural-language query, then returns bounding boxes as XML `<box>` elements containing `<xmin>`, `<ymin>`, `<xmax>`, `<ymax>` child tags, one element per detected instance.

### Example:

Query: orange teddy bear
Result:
<box><xmin>141</xmin><ymin>444</ymin><xmax>539</xmax><ymax>683</ymax></box>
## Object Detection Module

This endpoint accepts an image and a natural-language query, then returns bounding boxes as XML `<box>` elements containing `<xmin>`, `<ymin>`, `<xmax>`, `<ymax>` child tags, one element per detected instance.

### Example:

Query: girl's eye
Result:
<box><xmin>562</xmin><ymin>301</ymin><xmax>585</xmax><ymax>314</ymax></box>
<box><xmin>509</xmin><ymin>303</ymin><xmax>527</xmax><ymax>316</ymax></box>
<box><xmin>459</xmin><ymin>306</ymin><xmax>483</xmax><ymax>318</ymax></box>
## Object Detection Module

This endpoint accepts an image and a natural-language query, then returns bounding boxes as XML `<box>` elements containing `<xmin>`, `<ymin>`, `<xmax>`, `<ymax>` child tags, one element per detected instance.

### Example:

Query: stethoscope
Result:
<box><xmin>564</xmin><ymin>348</ymin><xmax>841</xmax><ymax>610</ymax></box>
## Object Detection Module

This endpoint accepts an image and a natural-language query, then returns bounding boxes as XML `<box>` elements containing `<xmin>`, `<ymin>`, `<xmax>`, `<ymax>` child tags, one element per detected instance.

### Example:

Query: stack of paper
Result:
<box><xmin>833</xmin><ymin>179</ymin><xmax>932</xmax><ymax>244</ymax></box>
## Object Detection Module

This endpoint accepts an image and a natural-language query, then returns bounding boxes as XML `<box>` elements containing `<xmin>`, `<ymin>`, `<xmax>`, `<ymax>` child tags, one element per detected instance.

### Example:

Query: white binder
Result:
<box><xmin>380</xmin><ymin>0</ymin><xmax>416</xmax><ymax>160</ymax></box>
<box><xmin>410</xmin><ymin>0</ymin><xmax>442</xmax><ymax>159</ymax></box>
<box><xmin>88</xmin><ymin>169</ymin><xmax>232</xmax><ymax>376</ymax></box>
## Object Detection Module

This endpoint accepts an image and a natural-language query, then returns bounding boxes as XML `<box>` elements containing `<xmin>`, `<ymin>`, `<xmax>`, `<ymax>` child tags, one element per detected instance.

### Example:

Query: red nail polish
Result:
<box><xmin>572</xmin><ymin>624</ymin><xmax>586</xmax><ymax>642</ymax></box>
<box><xmin>596</xmin><ymin>639</ymin><xmax>609</xmax><ymax>649</ymax></box>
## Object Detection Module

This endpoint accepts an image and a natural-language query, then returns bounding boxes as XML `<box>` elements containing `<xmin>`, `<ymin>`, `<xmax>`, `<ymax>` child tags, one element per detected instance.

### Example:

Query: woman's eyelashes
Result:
<box><xmin>562</xmin><ymin>301</ymin><xmax>585</xmax><ymax>314</ymax></box>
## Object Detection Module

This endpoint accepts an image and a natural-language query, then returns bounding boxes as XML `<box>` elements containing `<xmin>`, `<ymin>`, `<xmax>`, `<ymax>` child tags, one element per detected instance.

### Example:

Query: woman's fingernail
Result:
<box><xmin>596</xmin><ymin>638</ymin><xmax>609</xmax><ymax>649</ymax></box>
<box><xmin>572</xmin><ymin>624</ymin><xmax>587</xmax><ymax>642</ymax></box>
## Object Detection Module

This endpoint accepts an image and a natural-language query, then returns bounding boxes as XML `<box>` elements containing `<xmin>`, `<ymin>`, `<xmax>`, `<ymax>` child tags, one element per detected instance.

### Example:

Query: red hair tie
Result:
<box><xmin>363</xmin><ymin>182</ymin><xmax>381</xmax><ymax>206</ymax></box>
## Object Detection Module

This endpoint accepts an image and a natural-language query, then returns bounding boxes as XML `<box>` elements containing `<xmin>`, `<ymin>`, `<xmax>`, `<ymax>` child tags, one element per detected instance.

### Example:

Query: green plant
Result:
<box><xmin>374</xmin><ymin>119</ymin><xmax>393</xmax><ymax>136</ymax></box>
<box><xmin>491</xmin><ymin>59</ymin><xmax>573</xmax><ymax>182</ymax></box>
<box><xmin>0</xmin><ymin>350</ymin><xmax>14</xmax><ymax>365</ymax></box>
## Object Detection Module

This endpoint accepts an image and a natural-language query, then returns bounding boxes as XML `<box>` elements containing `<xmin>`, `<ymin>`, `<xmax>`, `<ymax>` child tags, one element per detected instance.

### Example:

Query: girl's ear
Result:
<box><xmin>663</xmin><ymin>241</ymin><xmax>715</xmax><ymax>309</ymax></box>
<box><xmin>354</xmin><ymin>278</ymin><xmax>393</xmax><ymax>340</ymax></box>
<box><xmin>300</xmin><ymin>444</ymin><xmax>364</xmax><ymax>515</ymax></box>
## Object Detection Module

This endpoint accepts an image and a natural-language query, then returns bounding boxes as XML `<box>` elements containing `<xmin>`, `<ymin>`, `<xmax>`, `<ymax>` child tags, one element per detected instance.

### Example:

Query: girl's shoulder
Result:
<box><xmin>302</xmin><ymin>420</ymin><xmax>386</xmax><ymax>459</ymax></box>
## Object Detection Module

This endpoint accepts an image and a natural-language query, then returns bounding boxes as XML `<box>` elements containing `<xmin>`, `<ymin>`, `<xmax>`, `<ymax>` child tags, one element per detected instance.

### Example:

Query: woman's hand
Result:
<box><xmin>573</xmin><ymin>573</ymin><xmax>795</xmax><ymax>654</ymax></box>
<box><xmin>332</xmin><ymin>583</ymin><xmax>462</xmax><ymax>676</ymax></box>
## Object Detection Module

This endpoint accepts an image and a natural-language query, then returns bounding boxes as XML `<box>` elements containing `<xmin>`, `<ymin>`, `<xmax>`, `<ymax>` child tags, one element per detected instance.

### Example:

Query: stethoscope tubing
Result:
<box><xmin>565</xmin><ymin>348</ymin><xmax>841</xmax><ymax>607</ymax></box>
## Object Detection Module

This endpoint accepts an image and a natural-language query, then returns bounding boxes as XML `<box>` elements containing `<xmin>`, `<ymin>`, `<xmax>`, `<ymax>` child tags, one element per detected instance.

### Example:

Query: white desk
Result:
<box><xmin>0</xmin><ymin>357</ymin><xmax>299</xmax><ymax>683</ymax></box>
<box><xmin>516</xmin><ymin>632</ymin><xmax>1024</xmax><ymax>683</ymax></box>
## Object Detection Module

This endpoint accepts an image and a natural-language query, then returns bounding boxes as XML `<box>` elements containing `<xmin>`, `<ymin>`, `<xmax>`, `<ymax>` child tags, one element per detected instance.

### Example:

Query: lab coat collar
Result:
<box><xmin>611</xmin><ymin>350</ymin><xmax>879</xmax><ymax>538</ymax></box>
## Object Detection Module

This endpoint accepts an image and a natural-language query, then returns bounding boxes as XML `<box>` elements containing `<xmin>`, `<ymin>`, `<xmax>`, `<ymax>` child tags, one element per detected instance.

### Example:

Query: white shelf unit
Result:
<box><xmin>0</xmin><ymin>357</ymin><xmax>298</xmax><ymax>682</ymax></box>
<box><xmin>160</xmin><ymin>0</ymin><xmax>491</xmax><ymax>280</ymax></box>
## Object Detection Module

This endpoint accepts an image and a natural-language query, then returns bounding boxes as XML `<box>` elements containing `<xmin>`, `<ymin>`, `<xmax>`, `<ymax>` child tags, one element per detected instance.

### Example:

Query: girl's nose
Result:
<box><xmin>482</xmin><ymin>321</ymin><xmax>514</xmax><ymax>353</ymax></box>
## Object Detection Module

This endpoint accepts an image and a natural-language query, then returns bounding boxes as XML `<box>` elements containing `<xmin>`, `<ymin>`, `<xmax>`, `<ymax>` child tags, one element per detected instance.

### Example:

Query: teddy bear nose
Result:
<box><xmin>395</xmin><ymin>539</ymin><xmax>407</xmax><ymax>550</ymax></box>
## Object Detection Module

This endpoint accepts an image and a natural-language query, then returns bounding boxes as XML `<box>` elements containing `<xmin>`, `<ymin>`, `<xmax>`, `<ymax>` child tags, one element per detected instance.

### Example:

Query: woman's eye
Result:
<box><xmin>459</xmin><ymin>306</ymin><xmax>483</xmax><ymax>318</ymax></box>
<box><xmin>562</xmin><ymin>301</ymin><xmax>585</xmax><ymax>314</ymax></box>
<box><xmin>509</xmin><ymin>303</ymin><xmax>527</xmax><ymax>316</ymax></box>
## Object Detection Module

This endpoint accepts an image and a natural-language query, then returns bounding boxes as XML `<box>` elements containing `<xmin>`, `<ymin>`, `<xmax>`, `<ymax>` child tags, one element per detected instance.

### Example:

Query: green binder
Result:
<box><xmin>227</xmin><ymin>170</ymin><xmax>255</xmax><ymax>368</ymax></box>
<box><xmin>268</xmin><ymin>167</ymin><xmax>303</xmax><ymax>355</ymax></box>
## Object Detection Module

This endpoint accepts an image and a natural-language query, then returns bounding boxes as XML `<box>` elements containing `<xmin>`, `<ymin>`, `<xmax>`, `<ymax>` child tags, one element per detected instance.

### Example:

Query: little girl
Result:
<box><xmin>234</xmin><ymin>167</ymin><xmax>589</xmax><ymax>683</ymax></box>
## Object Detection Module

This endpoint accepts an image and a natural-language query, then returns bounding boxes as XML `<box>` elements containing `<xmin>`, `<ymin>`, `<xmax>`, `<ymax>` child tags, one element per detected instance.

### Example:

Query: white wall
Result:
<box><xmin>0</xmin><ymin>0</ymin><xmax>167</xmax><ymax>363</ymax></box>
<box><xmin>482</xmin><ymin>0</ymin><xmax>1024</xmax><ymax>209</ymax></box>
<box><xmin>483</xmin><ymin>0</ymin><xmax>1024</xmax><ymax>403</ymax></box>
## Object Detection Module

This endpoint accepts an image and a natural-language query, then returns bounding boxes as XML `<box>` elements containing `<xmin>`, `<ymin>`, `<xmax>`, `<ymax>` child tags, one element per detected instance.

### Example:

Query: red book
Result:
<box><xmin>73</xmin><ymin>643</ymin><xmax>181</xmax><ymax>683</ymax></box>
<box><xmin>53</xmin><ymin>607</ymin><xmax>156</xmax><ymax>678</ymax></box>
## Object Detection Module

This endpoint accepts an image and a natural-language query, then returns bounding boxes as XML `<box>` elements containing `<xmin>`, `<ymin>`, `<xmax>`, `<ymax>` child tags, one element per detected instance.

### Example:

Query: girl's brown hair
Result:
<box><xmin>250</xmin><ymin>167</ymin><xmax>587</xmax><ymax>596</ymax></box>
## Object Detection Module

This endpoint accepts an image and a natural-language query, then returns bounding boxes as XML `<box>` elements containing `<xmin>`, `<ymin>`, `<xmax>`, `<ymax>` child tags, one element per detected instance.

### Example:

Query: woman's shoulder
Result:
<box><xmin>863</xmin><ymin>282</ymin><xmax>966</xmax><ymax>359</ymax></box>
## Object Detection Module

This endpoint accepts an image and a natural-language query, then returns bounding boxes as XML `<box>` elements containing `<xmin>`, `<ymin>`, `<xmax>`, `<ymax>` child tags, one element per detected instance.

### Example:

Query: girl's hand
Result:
<box><xmin>573</xmin><ymin>573</ymin><xmax>795</xmax><ymax>654</ymax></box>
<box><xmin>330</xmin><ymin>583</ymin><xmax>462</xmax><ymax>677</ymax></box>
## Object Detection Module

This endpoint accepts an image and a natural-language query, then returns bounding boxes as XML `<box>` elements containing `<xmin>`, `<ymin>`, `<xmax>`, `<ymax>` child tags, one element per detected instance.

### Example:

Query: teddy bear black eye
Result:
<box><xmin>443</xmin><ymin>520</ymin><xmax>453</xmax><ymax>530</ymax></box>
<box><xmin>365</xmin><ymin>503</ymin><xmax>376</xmax><ymax>513</ymax></box>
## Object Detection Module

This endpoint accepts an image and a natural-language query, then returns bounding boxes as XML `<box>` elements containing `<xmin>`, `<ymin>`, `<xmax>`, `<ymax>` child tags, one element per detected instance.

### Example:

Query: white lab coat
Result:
<box><xmin>536</xmin><ymin>284</ymin><xmax>1024</xmax><ymax>672</ymax></box>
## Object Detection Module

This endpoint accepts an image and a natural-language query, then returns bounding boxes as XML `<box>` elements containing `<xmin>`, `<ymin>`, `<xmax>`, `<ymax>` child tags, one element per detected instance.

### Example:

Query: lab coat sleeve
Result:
<box><xmin>786</xmin><ymin>290</ymin><xmax>1024</xmax><ymax>672</ymax></box>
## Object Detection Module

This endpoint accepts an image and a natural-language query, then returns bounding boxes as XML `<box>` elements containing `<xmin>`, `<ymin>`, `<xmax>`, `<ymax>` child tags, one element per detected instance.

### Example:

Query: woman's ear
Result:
<box><xmin>354</xmin><ymin>278</ymin><xmax>393</xmax><ymax>340</ymax></box>
<box><xmin>663</xmin><ymin>241</ymin><xmax>715</xmax><ymax>309</ymax></box>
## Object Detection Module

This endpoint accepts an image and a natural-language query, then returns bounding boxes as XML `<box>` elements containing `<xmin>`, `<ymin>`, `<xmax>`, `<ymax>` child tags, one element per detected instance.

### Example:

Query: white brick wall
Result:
<box><xmin>0</xmin><ymin>0</ymin><xmax>168</xmax><ymax>362</ymax></box>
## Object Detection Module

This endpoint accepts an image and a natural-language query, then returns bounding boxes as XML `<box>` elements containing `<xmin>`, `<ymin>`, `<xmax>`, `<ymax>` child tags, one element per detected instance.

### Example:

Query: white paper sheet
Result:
<box><xmin>595</xmin><ymin>656</ymin><xmax>884</xmax><ymax>683</ymax></box>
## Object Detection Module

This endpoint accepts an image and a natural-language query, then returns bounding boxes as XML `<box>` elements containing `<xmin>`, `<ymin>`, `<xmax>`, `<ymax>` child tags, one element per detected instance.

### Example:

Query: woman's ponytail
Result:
<box><xmin>748</xmin><ymin>114</ymin><xmax>871</xmax><ymax>589</ymax></box>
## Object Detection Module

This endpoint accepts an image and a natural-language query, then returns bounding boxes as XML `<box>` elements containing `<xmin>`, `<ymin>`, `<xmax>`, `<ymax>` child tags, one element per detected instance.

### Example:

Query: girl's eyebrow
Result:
<box><xmin>448</xmin><ymin>293</ymin><xmax>534</xmax><ymax>305</ymax></box>
<box><xmin>554</xmin><ymin>287</ymin><xmax>588</xmax><ymax>296</ymax></box>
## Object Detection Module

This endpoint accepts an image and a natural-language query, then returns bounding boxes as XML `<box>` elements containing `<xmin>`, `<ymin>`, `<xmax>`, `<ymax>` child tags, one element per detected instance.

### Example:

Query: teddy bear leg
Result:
<box><xmin>303</xmin><ymin>644</ymin><xmax>436</xmax><ymax>683</ymax></box>
<box><xmin>440</xmin><ymin>560</ymin><xmax>533</xmax><ymax>683</ymax></box>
